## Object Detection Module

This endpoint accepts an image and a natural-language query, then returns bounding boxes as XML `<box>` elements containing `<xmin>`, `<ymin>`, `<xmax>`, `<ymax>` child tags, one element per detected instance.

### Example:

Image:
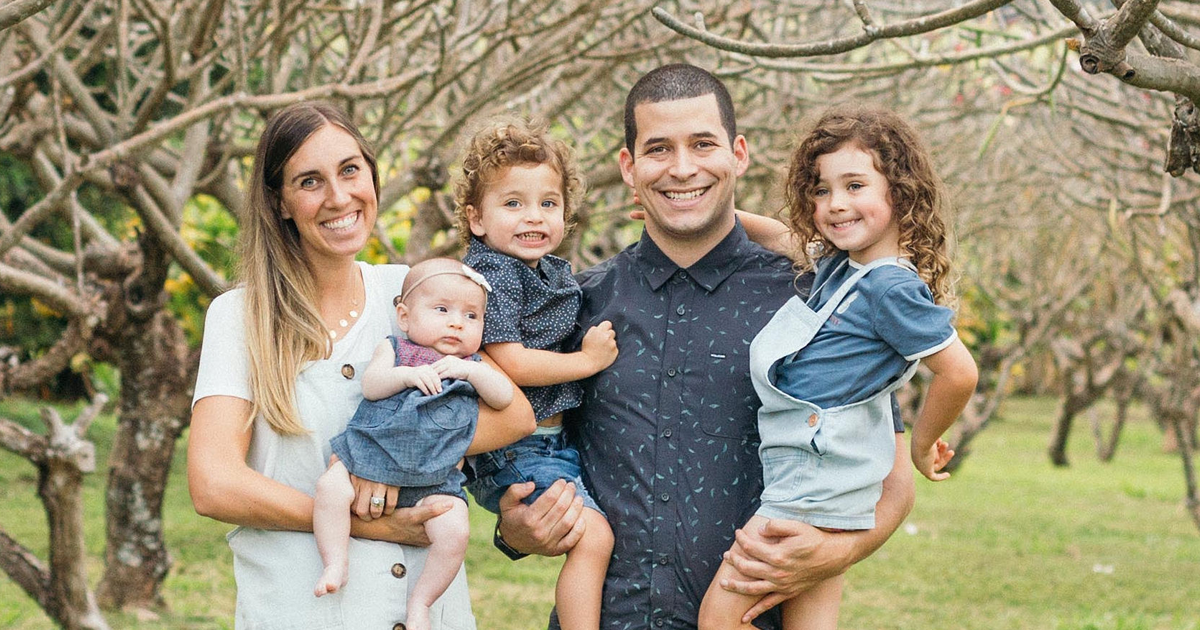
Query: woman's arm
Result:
<box><xmin>187</xmin><ymin>395</ymin><xmax>448</xmax><ymax>544</ymax></box>
<box><xmin>484</xmin><ymin>320</ymin><xmax>617</xmax><ymax>387</ymax></box>
<box><xmin>465</xmin><ymin>351</ymin><xmax>536</xmax><ymax>455</ymax></box>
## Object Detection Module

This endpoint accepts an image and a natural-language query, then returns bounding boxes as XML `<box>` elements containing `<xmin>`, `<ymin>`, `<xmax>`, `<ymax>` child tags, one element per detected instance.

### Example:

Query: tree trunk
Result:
<box><xmin>40</xmin><ymin>432</ymin><xmax>109</xmax><ymax>630</ymax></box>
<box><xmin>1168</xmin><ymin>414</ymin><xmax>1200</xmax><ymax>532</ymax></box>
<box><xmin>1094</xmin><ymin>397</ymin><xmax>1129</xmax><ymax>462</ymax></box>
<box><xmin>94</xmin><ymin>238</ymin><xmax>195</xmax><ymax>610</ymax></box>
<box><xmin>0</xmin><ymin>400</ymin><xmax>111</xmax><ymax>630</ymax></box>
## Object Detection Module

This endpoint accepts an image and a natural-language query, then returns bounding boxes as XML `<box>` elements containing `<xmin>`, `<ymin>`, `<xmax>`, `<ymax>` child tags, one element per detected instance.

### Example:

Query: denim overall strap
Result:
<box><xmin>750</xmin><ymin>256</ymin><xmax>909</xmax><ymax>415</ymax></box>
<box><xmin>750</xmin><ymin>256</ymin><xmax>918</xmax><ymax>529</ymax></box>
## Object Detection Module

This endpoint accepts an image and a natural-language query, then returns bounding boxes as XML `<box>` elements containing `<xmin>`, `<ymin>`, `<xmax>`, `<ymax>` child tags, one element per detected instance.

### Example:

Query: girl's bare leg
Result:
<box><xmin>554</xmin><ymin>507</ymin><xmax>613</xmax><ymax>630</ymax></box>
<box><xmin>698</xmin><ymin>555</ymin><xmax>763</xmax><ymax>630</ymax></box>
<box><xmin>313</xmin><ymin>461</ymin><xmax>354</xmax><ymax>597</ymax></box>
<box><xmin>405</xmin><ymin>496</ymin><xmax>470</xmax><ymax>630</ymax></box>
<box><xmin>780</xmin><ymin>573</ymin><xmax>843</xmax><ymax>630</ymax></box>
<box><xmin>698</xmin><ymin>514</ymin><xmax>847</xmax><ymax>630</ymax></box>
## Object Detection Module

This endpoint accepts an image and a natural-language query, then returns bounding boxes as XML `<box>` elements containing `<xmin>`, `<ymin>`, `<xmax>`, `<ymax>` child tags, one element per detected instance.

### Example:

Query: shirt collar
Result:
<box><xmin>634</xmin><ymin>218</ymin><xmax>753</xmax><ymax>292</ymax></box>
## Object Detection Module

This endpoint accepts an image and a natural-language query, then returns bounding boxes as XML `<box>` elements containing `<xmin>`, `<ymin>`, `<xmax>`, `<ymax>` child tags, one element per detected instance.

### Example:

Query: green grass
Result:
<box><xmin>1</xmin><ymin>396</ymin><xmax>1197</xmax><ymax>628</ymax></box>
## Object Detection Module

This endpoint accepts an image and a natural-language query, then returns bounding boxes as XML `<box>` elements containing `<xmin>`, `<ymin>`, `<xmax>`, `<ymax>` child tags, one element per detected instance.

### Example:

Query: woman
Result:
<box><xmin>188</xmin><ymin>101</ymin><xmax>535</xmax><ymax>630</ymax></box>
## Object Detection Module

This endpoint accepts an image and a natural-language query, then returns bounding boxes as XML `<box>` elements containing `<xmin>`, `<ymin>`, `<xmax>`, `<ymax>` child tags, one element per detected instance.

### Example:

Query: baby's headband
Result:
<box><xmin>395</xmin><ymin>263</ymin><xmax>493</xmax><ymax>307</ymax></box>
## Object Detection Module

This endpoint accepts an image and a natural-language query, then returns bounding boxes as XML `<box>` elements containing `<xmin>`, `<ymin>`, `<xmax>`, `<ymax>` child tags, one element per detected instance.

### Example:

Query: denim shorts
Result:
<box><xmin>466</xmin><ymin>431</ymin><xmax>602</xmax><ymax>515</ymax></box>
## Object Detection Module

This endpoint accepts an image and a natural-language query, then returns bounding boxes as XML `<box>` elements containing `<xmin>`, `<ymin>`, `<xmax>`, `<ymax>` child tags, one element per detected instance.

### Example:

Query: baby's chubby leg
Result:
<box><xmin>405</xmin><ymin>495</ymin><xmax>469</xmax><ymax>630</ymax></box>
<box><xmin>555</xmin><ymin>507</ymin><xmax>613</xmax><ymax>630</ymax></box>
<box><xmin>313</xmin><ymin>460</ymin><xmax>355</xmax><ymax>597</ymax></box>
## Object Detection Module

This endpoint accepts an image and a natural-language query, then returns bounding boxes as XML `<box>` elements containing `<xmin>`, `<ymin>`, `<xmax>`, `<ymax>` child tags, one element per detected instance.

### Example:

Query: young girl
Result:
<box><xmin>455</xmin><ymin>119</ymin><xmax>617</xmax><ymax>630</ymax></box>
<box><xmin>312</xmin><ymin>257</ymin><xmax>513</xmax><ymax>630</ymax></box>
<box><xmin>699</xmin><ymin>105</ymin><xmax>979</xmax><ymax>629</ymax></box>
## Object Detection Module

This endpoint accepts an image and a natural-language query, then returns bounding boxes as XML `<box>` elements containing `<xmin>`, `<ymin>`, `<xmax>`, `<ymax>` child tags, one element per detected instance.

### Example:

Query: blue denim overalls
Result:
<box><xmin>749</xmin><ymin>257</ymin><xmax>919</xmax><ymax>530</ymax></box>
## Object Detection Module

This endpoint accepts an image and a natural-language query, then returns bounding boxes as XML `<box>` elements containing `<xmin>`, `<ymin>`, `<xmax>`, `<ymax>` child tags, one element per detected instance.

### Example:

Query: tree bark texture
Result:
<box><xmin>0</xmin><ymin>401</ymin><xmax>110</xmax><ymax>630</ymax></box>
<box><xmin>93</xmin><ymin>303</ymin><xmax>193</xmax><ymax>609</ymax></box>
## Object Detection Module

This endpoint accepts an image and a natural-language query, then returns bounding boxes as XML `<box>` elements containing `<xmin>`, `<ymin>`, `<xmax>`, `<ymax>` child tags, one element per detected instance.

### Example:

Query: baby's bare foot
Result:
<box><xmin>313</xmin><ymin>564</ymin><xmax>348</xmax><ymax>597</ymax></box>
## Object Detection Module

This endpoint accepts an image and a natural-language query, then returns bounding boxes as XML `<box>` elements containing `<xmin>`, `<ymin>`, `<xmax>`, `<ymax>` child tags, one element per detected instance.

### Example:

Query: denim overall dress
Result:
<box><xmin>750</xmin><ymin>257</ymin><xmax>920</xmax><ymax>530</ymax></box>
<box><xmin>330</xmin><ymin>336</ymin><xmax>478</xmax><ymax>507</ymax></box>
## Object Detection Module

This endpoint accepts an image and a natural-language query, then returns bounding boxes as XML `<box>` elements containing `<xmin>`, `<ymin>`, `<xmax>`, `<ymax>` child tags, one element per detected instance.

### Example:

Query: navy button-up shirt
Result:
<box><xmin>562</xmin><ymin>222</ymin><xmax>802</xmax><ymax>630</ymax></box>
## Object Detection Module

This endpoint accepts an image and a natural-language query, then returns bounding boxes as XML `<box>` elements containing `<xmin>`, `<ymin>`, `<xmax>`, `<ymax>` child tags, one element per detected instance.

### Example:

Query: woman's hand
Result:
<box><xmin>348</xmin><ymin>469</ymin><xmax>399</xmax><ymax>521</ymax></box>
<box><xmin>352</xmin><ymin>499</ymin><xmax>454</xmax><ymax>546</ymax></box>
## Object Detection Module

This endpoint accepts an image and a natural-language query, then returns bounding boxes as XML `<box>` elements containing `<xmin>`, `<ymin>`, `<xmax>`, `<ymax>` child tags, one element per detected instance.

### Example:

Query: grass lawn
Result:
<box><xmin>1</xmin><ymin>396</ymin><xmax>1197</xmax><ymax>629</ymax></box>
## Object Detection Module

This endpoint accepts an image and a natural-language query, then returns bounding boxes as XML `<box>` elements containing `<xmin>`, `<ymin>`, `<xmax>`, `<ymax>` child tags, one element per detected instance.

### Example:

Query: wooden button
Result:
<box><xmin>390</xmin><ymin>562</ymin><xmax>407</xmax><ymax>579</ymax></box>
<box><xmin>341</xmin><ymin>364</ymin><xmax>355</xmax><ymax>379</ymax></box>
<box><xmin>807</xmin><ymin>413</ymin><xmax>818</xmax><ymax>427</ymax></box>
<box><xmin>393</xmin><ymin>623</ymin><xmax>406</xmax><ymax>630</ymax></box>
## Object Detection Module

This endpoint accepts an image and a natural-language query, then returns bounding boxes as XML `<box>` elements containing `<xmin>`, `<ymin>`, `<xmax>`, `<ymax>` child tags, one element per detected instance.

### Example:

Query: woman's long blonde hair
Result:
<box><xmin>238</xmin><ymin>102</ymin><xmax>379</xmax><ymax>435</ymax></box>
<box><xmin>783</xmin><ymin>104</ymin><xmax>955</xmax><ymax>306</ymax></box>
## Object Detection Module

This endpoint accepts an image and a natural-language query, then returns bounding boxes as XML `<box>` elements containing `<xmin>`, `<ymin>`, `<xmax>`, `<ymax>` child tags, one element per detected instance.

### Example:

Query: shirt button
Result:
<box><xmin>660</xmin><ymin>493</ymin><xmax>670</xmax><ymax>502</ymax></box>
<box><xmin>808</xmin><ymin>413</ymin><xmax>819</xmax><ymax>427</ymax></box>
<box><xmin>341</xmin><ymin>364</ymin><xmax>355</xmax><ymax>379</ymax></box>
<box><xmin>655</xmin><ymin>619</ymin><xmax>665</xmax><ymax>627</ymax></box>
<box><xmin>676</xmin><ymin>304</ymin><xmax>685</xmax><ymax>315</ymax></box>
<box><xmin>662</xmin><ymin>428</ymin><xmax>672</xmax><ymax>438</ymax></box>
<box><xmin>390</xmin><ymin>563</ymin><xmax>407</xmax><ymax>579</ymax></box>
<box><xmin>393</xmin><ymin>624</ymin><xmax>407</xmax><ymax>630</ymax></box>
<box><xmin>667</xmin><ymin>368</ymin><xmax>677</xmax><ymax>377</ymax></box>
<box><xmin>658</xmin><ymin>555</ymin><xmax>670</xmax><ymax>565</ymax></box>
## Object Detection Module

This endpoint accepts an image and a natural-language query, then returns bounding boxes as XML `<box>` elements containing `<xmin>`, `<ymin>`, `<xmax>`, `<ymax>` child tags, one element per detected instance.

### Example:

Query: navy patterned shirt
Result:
<box><xmin>464</xmin><ymin>237</ymin><xmax>583</xmax><ymax>421</ymax></box>
<box><xmin>562</xmin><ymin>222</ymin><xmax>802</xmax><ymax>630</ymax></box>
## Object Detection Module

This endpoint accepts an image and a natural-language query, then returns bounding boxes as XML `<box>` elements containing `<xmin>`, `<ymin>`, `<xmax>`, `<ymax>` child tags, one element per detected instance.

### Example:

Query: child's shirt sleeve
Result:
<box><xmin>872</xmin><ymin>273</ymin><xmax>957</xmax><ymax>361</ymax></box>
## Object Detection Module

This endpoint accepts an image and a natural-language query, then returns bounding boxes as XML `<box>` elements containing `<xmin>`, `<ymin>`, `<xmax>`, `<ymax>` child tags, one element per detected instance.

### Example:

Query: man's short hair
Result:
<box><xmin>623</xmin><ymin>63</ymin><xmax>737</xmax><ymax>155</ymax></box>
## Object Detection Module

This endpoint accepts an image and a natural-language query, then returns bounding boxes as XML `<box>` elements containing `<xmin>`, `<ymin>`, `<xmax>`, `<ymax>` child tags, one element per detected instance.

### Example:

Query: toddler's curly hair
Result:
<box><xmin>453</xmin><ymin>118</ymin><xmax>583</xmax><ymax>247</ymax></box>
<box><xmin>783</xmin><ymin>103</ymin><xmax>956</xmax><ymax>306</ymax></box>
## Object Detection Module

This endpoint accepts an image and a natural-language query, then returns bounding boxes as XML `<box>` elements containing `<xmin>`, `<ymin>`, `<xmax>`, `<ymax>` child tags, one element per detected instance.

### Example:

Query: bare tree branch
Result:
<box><xmin>0</xmin><ymin>0</ymin><xmax>54</xmax><ymax>32</ymax></box>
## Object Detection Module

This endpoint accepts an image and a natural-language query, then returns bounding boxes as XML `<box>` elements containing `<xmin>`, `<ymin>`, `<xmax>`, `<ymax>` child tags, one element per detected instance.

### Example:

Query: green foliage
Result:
<box><xmin>0</xmin><ymin>396</ymin><xmax>1197</xmax><ymax>628</ymax></box>
<box><xmin>171</xmin><ymin>195</ymin><xmax>240</xmax><ymax>346</ymax></box>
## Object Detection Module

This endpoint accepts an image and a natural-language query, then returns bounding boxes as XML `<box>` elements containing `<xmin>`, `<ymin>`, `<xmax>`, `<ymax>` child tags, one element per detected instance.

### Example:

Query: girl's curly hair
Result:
<box><xmin>783</xmin><ymin>103</ymin><xmax>956</xmax><ymax>306</ymax></box>
<box><xmin>452</xmin><ymin>118</ymin><xmax>583</xmax><ymax>247</ymax></box>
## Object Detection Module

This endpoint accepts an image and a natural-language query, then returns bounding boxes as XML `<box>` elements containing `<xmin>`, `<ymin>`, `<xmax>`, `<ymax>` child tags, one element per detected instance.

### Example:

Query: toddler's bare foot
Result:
<box><xmin>406</xmin><ymin>603</ymin><xmax>431</xmax><ymax>630</ymax></box>
<box><xmin>313</xmin><ymin>564</ymin><xmax>347</xmax><ymax>597</ymax></box>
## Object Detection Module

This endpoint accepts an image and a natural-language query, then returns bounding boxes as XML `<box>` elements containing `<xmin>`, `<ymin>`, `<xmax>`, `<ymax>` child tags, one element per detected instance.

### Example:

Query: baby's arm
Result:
<box><xmin>361</xmin><ymin>339</ymin><xmax>443</xmax><ymax>400</ymax></box>
<box><xmin>485</xmin><ymin>320</ymin><xmax>618</xmax><ymax>388</ymax></box>
<box><xmin>911</xmin><ymin>337</ymin><xmax>978</xmax><ymax>480</ymax></box>
<box><xmin>432</xmin><ymin>355</ymin><xmax>514</xmax><ymax>410</ymax></box>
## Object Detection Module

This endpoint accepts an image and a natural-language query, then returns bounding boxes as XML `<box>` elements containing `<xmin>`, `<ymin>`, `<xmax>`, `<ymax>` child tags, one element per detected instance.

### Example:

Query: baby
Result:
<box><xmin>312</xmin><ymin>257</ymin><xmax>513</xmax><ymax>630</ymax></box>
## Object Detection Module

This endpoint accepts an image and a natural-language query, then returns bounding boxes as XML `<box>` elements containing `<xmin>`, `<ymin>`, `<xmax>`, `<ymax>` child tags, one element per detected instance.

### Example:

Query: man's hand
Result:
<box><xmin>496</xmin><ymin>479</ymin><xmax>586</xmax><ymax>556</ymax></box>
<box><xmin>720</xmin><ymin>518</ymin><xmax>854</xmax><ymax>623</ymax></box>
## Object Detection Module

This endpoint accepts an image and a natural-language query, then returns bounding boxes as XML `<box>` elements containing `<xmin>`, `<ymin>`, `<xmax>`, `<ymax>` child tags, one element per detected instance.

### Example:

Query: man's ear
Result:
<box><xmin>466</xmin><ymin>205</ymin><xmax>486</xmax><ymax>237</ymax></box>
<box><xmin>618</xmin><ymin>148</ymin><xmax>636</xmax><ymax>189</ymax></box>
<box><xmin>733</xmin><ymin>135</ymin><xmax>750</xmax><ymax>177</ymax></box>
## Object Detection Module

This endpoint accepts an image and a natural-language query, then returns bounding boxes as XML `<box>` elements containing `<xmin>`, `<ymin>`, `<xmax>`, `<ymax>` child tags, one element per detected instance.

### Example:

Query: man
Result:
<box><xmin>490</xmin><ymin>63</ymin><xmax>914</xmax><ymax>629</ymax></box>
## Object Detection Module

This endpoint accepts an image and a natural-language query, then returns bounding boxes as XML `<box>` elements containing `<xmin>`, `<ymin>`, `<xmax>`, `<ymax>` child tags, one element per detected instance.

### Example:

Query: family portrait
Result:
<box><xmin>1</xmin><ymin>2</ymin><xmax>1198</xmax><ymax>629</ymax></box>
